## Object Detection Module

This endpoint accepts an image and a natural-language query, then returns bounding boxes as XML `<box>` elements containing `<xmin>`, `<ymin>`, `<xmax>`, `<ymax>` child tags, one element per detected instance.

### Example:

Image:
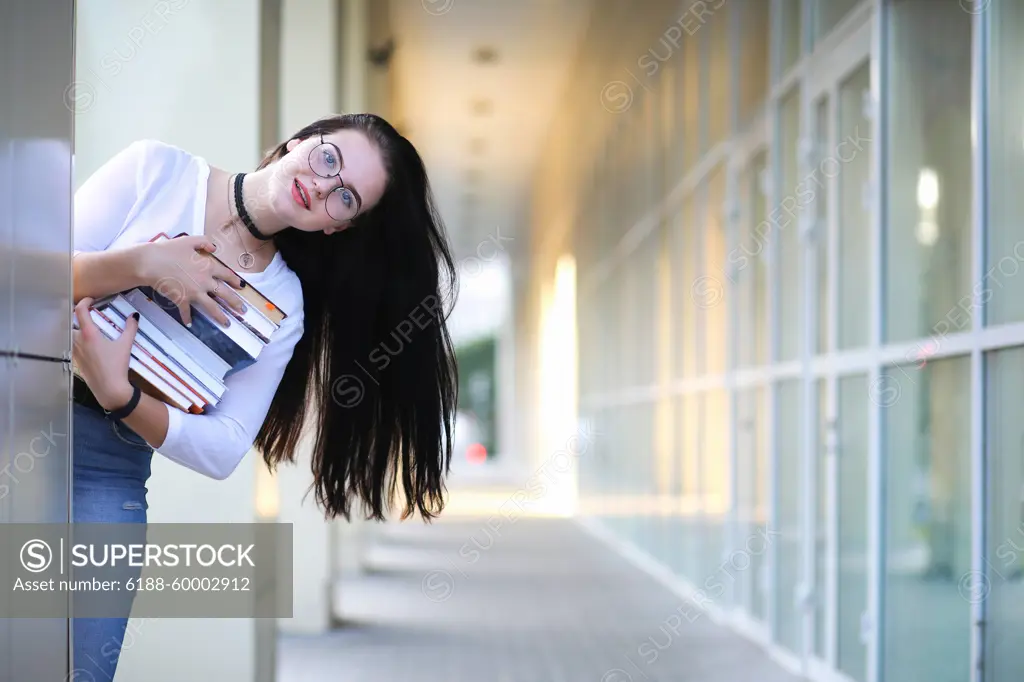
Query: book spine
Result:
<box><xmin>191</xmin><ymin>304</ymin><xmax>265</xmax><ymax>359</ymax></box>
<box><xmin>87</xmin><ymin>311</ymin><xmax>193</xmax><ymax>412</ymax></box>
<box><xmin>110</xmin><ymin>294</ymin><xmax>228</xmax><ymax>395</ymax></box>
<box><xmin>123</xmin><ymin>289</ymin><xmax>235</xmax><ymax>378</ymax></box>
<box><xmin>100</xmin><ymin>306</ymin><xmax>220</xmax><ymax>406</ymax></box>
<box><xmin>92</xmin><ymin>308</ymin><xmax>206</xmax><ymax>410</ymax></box>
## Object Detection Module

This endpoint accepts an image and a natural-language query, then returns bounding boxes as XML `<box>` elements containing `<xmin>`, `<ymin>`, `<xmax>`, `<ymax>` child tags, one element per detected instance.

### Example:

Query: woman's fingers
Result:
<box><xmin>187</xmin><ymin>235</ymin><xmax>219</xmax><ymax>255</ymax></box>
<box><xmin>118</xmin><ymin>312</ymin><xmax>140</xmax><ymax>349</ymax></box>
<box><xmin>199</xmin><ymin>288</ymin><xmax>232</xmax><ymax>327</ymax></box>
<box><xmin>176</xmin><ymin>299</ymin><xmax>193</xmax><ymax>327</ymax></box>
<box><xmin>212</xmin><ymin>259</ymin><xmax>246</xmax><ymax>290</ymax></box>
<box><xmin>211</xmin><ymin>279</ymin><xmax>247</xmax><ymax>314</ymax></box>
<box><xmin>74</xmin><ymin>297</ymin><xmax>98</xmax><ymax>341</ymax></box>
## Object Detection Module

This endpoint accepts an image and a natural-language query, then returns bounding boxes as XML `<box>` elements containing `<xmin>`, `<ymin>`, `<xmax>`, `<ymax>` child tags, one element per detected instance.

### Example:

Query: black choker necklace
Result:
<box><xmin>233</xmin><ymin>172</ymin><xmax>273</xmax><ymax>241</ymax></box>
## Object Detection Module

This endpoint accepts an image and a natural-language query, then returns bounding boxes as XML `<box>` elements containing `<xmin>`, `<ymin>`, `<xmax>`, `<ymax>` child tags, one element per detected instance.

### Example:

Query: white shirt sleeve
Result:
<box><xmin>155</xmin><ymin>310</ymin><xmax>305</xmax><ymax>480</ymax></box>
<box><xmin>73</xmin><ymin>139</ymin><xmax>151</xmax><ymax>254</ymax></box>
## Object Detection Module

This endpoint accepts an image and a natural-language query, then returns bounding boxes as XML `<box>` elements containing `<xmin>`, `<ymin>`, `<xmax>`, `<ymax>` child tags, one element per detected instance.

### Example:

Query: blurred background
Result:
<box><xmin>3</xmin><ymin>0</ymin><xmax>1024</xmax><ymax>680</ymax></box>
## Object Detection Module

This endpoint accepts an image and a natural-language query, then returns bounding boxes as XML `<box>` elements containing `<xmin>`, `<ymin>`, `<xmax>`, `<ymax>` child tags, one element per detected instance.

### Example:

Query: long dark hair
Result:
<box><xmin>253</xmin><ymin>113</ymin><xmax>458</xmax><ymax>522</ymax></box>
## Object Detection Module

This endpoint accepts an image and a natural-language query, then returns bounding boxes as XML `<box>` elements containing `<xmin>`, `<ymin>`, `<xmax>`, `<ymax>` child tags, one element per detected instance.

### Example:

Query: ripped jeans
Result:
<box><xmin>71</xmin><ymin>402</ymin><xmax>153</xmax><ymax>681</ymax></box>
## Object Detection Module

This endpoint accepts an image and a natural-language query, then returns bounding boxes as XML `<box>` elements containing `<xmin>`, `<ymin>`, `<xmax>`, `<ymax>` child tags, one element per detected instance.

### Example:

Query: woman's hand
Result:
<box><xmin>72</xmin><ymin>297</ymin><xmax>138</xmax><ymax>411</ymax></box>
<box><xmin>136</xmin><ymin>235</ymin><xmax>246</xmax><ymax>326</ymax></box>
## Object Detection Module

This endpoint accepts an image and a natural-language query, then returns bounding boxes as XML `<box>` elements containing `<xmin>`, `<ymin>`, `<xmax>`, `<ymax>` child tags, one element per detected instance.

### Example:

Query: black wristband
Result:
<box><xmin>105</xmin><ymin>384</ymin><xmax>142</xmax><ymax>421</ymax></box>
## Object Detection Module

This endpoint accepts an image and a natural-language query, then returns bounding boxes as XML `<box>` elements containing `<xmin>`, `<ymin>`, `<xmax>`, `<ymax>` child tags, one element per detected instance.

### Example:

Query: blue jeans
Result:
<box><xmin>72</xmin><ymin>402</ymin><xmax>153</xmax><ymax>681</ymax></box>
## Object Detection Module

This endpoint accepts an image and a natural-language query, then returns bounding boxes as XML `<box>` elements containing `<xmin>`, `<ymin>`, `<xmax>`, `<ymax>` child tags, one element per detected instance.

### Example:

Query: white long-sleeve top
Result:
<box><xmin>73</xmin><ymin>139</ymin><xmax>305</xmax><ymax>480</ymax></box>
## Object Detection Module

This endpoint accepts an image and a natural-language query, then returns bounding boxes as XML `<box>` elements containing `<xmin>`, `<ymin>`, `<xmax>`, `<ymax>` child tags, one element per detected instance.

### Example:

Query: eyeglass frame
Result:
<box><xmin>307</xmin><ymin>131</ymin><xmax>363</xmax><ymax>221</ymax></box>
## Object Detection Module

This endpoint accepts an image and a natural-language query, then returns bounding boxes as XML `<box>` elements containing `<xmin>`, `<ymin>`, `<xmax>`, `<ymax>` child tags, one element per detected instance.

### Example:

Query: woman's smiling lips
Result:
<box><xmin>292</xmin><ymin>178</ymin><xmax>311</xmax><ymax>210</ymax></box>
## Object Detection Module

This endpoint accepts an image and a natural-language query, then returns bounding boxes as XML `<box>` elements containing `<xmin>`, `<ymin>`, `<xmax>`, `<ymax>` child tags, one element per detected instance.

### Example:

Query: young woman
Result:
<box><xmin>70</xmin><ymin>113</ymin><xmax>459</xmax><ymax>679</ymax></box>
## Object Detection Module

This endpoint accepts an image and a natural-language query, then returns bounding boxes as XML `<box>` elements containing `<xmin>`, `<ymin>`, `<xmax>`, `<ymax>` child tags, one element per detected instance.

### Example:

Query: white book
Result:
<box><xmin>100</xmin><ymin>305</ymin><xmax>221</xmax><ymax>407</ymax></box>
<box><xmin>91</xmin><ymin>308</ymin><xmax>205</xmax><ymax>411</ymax></box>
<box><xmin>192</xmin><ymin>303</ymin><xmax>265</xmax><ymax>359</ymax></box>
<box><xmin>88</xmin><ymin>311</ymin><xmax>194</xmax><ymax>412</ymax></box>
<box><xmin>107</xmin><ymin>295</ymin><xmax>226</xmax><ymax>400</ymax></box>
<box><xmin>120</xmin><ymin>290</ymin><xmax>232</xmax><ymax>382</ymax></box>
<box><xmin>224</xmin><ymin>294</ymin><xmax>279</xmax><ymax>342</ymax></box>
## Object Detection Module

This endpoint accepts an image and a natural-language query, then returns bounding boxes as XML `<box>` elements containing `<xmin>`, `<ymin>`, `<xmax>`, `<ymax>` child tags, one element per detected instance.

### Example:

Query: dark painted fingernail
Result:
<box><xmin>132</xmin><ymin>312</ymin><xmax>140</xmax><ymax>321</ymax></box>
<box><xmin>239</xmin><ymin>281</ymin><xmax>247</xmax><ymax>288</ymax></box>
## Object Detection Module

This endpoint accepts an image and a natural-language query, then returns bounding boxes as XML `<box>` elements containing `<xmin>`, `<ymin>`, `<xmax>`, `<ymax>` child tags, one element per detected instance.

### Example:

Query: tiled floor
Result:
<box><xmin>278</xmin><ymin>513</ymin><xmax>804</xmax><ymax>682</ymax></box>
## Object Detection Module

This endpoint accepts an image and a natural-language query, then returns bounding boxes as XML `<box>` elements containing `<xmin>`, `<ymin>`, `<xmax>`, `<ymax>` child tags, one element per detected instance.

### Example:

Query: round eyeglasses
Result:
<box><xmin>307</xmin><ymin>133</ymin><xmax>361</xmax><ymax>222</ymax></box>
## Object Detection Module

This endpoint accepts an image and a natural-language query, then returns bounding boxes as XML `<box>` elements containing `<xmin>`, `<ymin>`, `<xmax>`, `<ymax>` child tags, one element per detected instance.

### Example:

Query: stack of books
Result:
<box><xmin>74</xmin><ymin>231</ymin><xmax>287</xmax><ymax>413</ymax></box>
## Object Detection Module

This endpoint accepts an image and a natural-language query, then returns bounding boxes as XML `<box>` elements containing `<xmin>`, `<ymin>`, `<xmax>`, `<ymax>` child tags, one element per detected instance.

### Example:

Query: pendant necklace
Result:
<box><xmin>226</xmin><ymin>172</ymin><xmax>272</xmax><ymax>270</ymax></box>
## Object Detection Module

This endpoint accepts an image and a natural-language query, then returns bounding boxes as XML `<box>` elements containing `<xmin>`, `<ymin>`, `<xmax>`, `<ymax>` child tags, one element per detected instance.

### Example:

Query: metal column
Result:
<box><xmin>0</xmin><ymin>1</ymin><xmax>76</xmax><ymax>680</ymax></box>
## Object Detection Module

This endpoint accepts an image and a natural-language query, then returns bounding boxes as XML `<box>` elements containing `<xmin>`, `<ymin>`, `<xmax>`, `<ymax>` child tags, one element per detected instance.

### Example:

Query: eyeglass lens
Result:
<box><xmin>308</xmin><ymin>142</ymin><xmax>359</xmax><ymax>221</ymax></box>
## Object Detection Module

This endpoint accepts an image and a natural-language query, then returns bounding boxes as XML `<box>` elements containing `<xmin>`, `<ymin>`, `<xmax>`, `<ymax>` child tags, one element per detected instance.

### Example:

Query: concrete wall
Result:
<box><xmin>274</xmin><ymin>0</ymin><xmax>338</xmax><ymax>636</ymax></box>
<box><xmin>73</xmin><ymin>1</ymin><xmax>269</xmax><ymax>679</ymax></box>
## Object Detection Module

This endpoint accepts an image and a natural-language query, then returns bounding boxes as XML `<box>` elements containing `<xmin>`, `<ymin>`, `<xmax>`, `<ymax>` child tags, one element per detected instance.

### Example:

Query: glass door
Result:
<box><xmin>729</xmin><ymin>114</ymin><xmax>771</xmax><ymax>645</ymax></box>
<box><xmin>804</xmin><ymin>13</ymin><xmax>872</xmax><ymax>682</ymax></box>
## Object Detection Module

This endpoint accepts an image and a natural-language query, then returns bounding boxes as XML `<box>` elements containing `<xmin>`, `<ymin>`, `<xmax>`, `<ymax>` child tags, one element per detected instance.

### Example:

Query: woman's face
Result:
<box><xmin>266</xmin><ymin>129</ymin><xmax>388</xmax><ymax>235</ymax></box>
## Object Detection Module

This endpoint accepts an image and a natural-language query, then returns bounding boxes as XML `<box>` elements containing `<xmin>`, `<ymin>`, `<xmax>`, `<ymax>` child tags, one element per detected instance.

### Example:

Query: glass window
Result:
<box><xmin>739</xmin><ymin>0</ymin><xmax>769</xmax><ymax>126</ymax></box>
<box><xmin>702</xmin><ymin>389</ymin><xmax>730</xmax><ymax>582</ymax></box>
<box><xmin>615</xmin><ymin>270</ymin><xmax>628</xmax><ymax>389</ymax></box>
<box><xmin>642</xmin><ymin>90</ymin><xmax>657</xmax><ymax>222</ymax></box>
<box><xmin>753</xmin><ymin>385</ymin><xmax>769</xmax><ymax>622</ymax></box>
<box><xmin>735</xmin><ymin>152</ymin><xmax>769</xmax><ymax>368</ymax></box>
<box><xmin>704</xmin><ymin>166</ymin><xmax>727</xmax><ymax>375</ymax></box>
<box><xmin>735</xmin><ymin>388</ymin><xmax>755</xmax><ymax>612</ymax></box>
<box><xmin>883</xmin><ymin>356</ymin><xmax>971</xmax><ymax>682</ymax></box>
<box><xmin>682</xmin><ymin>31</ymin><xmax>701</xmax><ymax>173</ymax></box>
<box><xmin>814</xmin><ymin>0</ymin><xmax>862</xmax><ymax>43</ymax></box>
<box><xmin>736</xmin><ymin>162</ymin><xmax>756</xmax><ymax>367</ymax></box>
<box><xmin>677</xmin><ymin>197</ymin><xmax>698</xmax><ymax>378</ymax></box>
<box><xmin>678</xmin><ymin>393</ymin><xmax>702</xmax><ymax>579</ymax></box>
<box><xmin>778</xmin><ymin>87</ymin><xmax>802</xmax><ymax>361</ymax></box>
<box><xmin>838</xmin><ymin>374</ymin><xmax>868</xmax><ymax>682</ymax></box>
<box><xmin>814</xmin><ymin>379</ymin><xmax>827</xmax><ymax>659</ymax></box>
<box><xmin>625</xmin><ymin>97</ymin><xmax>637</xmax><ymax>222</ymax></box>
<box><xmin>884</xmin><ymin>1</ymin><xmax>972</xmax><ymax>343</ymax></box>
<box><xmin>642</xmin><ymin>233</ymin><xmax>659</xmax><ymax>386</ymax></box>
<box><xmin>778</xmin><ymin>0</ymin><xmax>803</xmax><ymax>76</ymax></box>
<box><xmin>752</xmin><ymin>152</ymin><xmax>769</xmax><ymax>365</ymax></box>
<box><xmin>986</xmin><ymin>0</ymin><xmax>1024</xmax><ymax>327</ymax></box>
<box><xmin>985</xmin><ymin>347</ymin><xmax>1024</xmax><ymax>682</ymax></box>
<box><xmin>736</xmin><ymin>387</ymin><xmax>769</xmax><ymax>621</ymax></box>
<box><xmin>814</xmin><ymin>97</ymin><xmax>830</xmax><ymax>354</ymax></box>
<box><xmin>776</xmin><ymin>379</ymin><xmax>803</xmax><ymax>652</ymax></box>
<box><xmin>707</xmin><ymin>0</ymin><xmax>732</xmax><ymax>147</ymax></box>
<box><xmin>623</xmin><ymin>257</ymin><xmax>637</xmax><ymax>387</ymax></box>
<box><xmin>660</xmin><ymin>63</ymin><xmax>677</xmax><ymax>199</ymax></box>
<box><xmin>634</xmin><ymin>403</ymin><xmax>657</xmax><ymax>557</ymax></box>
<box><xmin>838</xmin><ymin>62</ymin><xmax>872</xmax><ymax>349</ymax></box>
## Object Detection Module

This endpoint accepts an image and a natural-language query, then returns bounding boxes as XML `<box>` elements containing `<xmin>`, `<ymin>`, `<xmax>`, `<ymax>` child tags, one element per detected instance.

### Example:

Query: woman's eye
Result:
<box><xmin>322</xmin><ymin>149</ymin><xmax>337</xmax><ymax>169</ymax></box>
<box><xmin>342</xmin><ymin>189</ymin><xmax>353</xmax><ymax>207</ymax></box>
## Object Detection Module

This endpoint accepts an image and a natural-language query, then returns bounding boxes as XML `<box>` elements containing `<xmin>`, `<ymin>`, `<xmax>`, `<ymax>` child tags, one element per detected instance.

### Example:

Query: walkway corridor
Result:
<box><xmin>278</xmin><ymin>501</ymin><xmax>803</xmax><ymax>682</ymax></box>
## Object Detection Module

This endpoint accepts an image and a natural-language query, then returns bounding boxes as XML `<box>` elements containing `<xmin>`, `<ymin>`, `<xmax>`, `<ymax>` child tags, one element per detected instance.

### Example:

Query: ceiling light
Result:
<box><xmin>471</xmin><ymin>98</ymin><xmax>493</xmax><ymax>116</ymax></box>
<box><xmin>472</xmin><ymin>46</ymin><xmax>499</xmax><ymax>64</ymax></box>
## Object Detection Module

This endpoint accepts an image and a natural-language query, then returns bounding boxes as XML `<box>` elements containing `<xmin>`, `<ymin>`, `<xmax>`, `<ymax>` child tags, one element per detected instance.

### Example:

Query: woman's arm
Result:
<box><xmin>99</xmin><ymin>378</ymin><xmax>171</xmax><ymax>447</ymax></box>
<box><xmin>73</xmin><ymin>245</ymin><xmax>150</xmax><ymax>304</ymax></box>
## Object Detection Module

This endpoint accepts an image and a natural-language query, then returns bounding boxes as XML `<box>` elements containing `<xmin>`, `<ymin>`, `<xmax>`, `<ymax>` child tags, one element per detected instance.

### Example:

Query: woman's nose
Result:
<box><xmin>313</xmin><ymin>176</ymin><xmax>341</xmax><ymax>197</ymax></box>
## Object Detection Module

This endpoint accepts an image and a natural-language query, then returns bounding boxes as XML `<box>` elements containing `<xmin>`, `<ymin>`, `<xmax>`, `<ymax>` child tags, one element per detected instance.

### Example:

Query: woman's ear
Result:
<box><xmin>285</xmin><ymin>137</ymin><xmax>303</xmax><ymax>153</ymax></box>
